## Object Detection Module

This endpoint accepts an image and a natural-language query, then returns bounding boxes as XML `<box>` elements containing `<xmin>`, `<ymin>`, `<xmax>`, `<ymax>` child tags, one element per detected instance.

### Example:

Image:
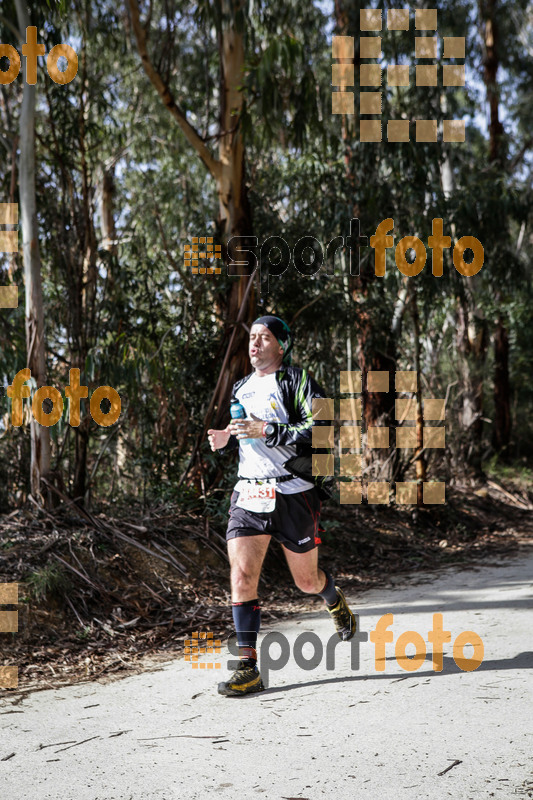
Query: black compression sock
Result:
<box><xmin>318</xmin><ymin>570</ymin><xmax>339</xmax><ymax>606</ymax></box>
<box><xmin>232</xmin><ymin>599</ymin><xmax>261</xmax><ymax>652</ymax></box>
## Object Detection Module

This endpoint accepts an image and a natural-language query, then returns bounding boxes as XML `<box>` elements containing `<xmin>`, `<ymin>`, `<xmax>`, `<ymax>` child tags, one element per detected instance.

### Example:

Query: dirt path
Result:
<box><xmin>1</xmin><ymin>551</ymin><xmax>532</xmax><ymax>800</ymax></box>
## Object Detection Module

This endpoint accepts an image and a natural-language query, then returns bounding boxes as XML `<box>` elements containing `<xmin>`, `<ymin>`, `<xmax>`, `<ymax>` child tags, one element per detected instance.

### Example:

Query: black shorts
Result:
<box><xmin>226</xmin><ymin>487</ymin><xmax>322</xmax><ymax>553</ymax></box>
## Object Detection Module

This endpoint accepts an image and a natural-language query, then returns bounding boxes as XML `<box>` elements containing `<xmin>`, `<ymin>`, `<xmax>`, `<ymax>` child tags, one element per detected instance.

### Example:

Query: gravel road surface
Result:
<box><xmin>2</xmin><ymin>552</ymin><xmax>532</xmax><ymax>800</ymax></box>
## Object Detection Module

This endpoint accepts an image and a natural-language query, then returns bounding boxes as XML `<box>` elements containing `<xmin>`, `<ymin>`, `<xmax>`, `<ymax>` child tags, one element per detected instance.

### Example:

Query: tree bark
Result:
<box><xmin>478</xmin><ymin>0</ymin><xmax>511</xmax><ymax>456</ymax></box>
<box><xmin>99</xmin><ymin>165</ymin><xmax>129</xmax><ymax>480</ymax></box>
<box><xmin>100</xmin><ymin>166</ymin><xmax>118</xmax><ymax>259</ymax></box>
<box><xmin>411</xmin><ymin>290</ymin><xmax>427</xmax><ymax>503</ymax></box>
<box><xmin>14</xmin><ymin>1</ymin><xmax>51</xmax><ymax>504</ymax></box>
<box><xmin>212</xmin><ymin>0</ymin><xmax>254</xmax><ymax>425</ymax></box>
<box><xmin>71</xmin><ymin>33</ymin><xmax>98</xmax><ymax>506</ymax></box>
<box><xmin>333</xmin><ymin>0</ymin><xmax>397</xmax><ymax>480</ymax></box>
<box><xmin>456</xmin><ymin>295</ymin><xmax>488</xmax><ymax>475</ymax></box>
<box><xmin>127</xmin><ymin>0</ymin><xmax>254</xmax><ymax>429</ymax></box>
<box><xmin>478</xmin><ymin>0</ymin><xmax>504</xmax><ymax>163</ymax></box>
<box><xmin>357</xmin><ymin>305</ymin><xmax>396</xmax><ymax>480</ymax></box>
<box><xmin>492</xmin><ymin>313</ymin><xmax>511</xmax><ymax>452</ymax></box>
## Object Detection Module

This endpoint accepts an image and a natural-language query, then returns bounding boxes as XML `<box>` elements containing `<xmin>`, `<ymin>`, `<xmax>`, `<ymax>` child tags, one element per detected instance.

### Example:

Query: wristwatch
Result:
<box><xmin>263</xmin><ymin>423</ymin><xmax>275</xmax><ymax>437</ymax></box>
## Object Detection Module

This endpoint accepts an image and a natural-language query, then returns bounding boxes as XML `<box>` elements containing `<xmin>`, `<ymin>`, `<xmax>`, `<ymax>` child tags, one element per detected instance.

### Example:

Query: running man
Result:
<box><xmin>208</xmin><ymin>315</ymin><xmax>356</xmax><ymax>696</ymax></box>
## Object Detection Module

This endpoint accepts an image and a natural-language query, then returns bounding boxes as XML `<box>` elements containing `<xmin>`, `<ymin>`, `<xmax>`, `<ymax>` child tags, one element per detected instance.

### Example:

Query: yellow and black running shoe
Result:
<box><xmin>327</xmin><ymin>587</ymin><xmax>356</xmax><ymax>641</ymax></box>
<box><xmin>217</xmin><ymin>660</ymin><xmax>265</xmax><ymax>697</ymax></box>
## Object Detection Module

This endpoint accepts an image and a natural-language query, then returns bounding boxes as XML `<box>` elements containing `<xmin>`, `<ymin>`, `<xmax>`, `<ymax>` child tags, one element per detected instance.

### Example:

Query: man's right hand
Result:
<box><xmin>207</xmin><ymin>427</ymin><xmax>231</xmax><ymax>451</ymax></box>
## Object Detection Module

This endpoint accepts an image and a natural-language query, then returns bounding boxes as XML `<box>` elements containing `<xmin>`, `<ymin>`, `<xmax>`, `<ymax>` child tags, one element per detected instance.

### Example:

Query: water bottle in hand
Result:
<box><xmin>230</xmin><ymin>397</ymin><xmax>253</xmax><ymax>445</ymax></box>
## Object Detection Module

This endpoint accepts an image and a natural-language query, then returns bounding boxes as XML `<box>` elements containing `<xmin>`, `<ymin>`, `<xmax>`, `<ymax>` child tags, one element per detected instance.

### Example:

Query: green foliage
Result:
<box><xmin>484</xmin><ymin>454</ymin><xmax>533</xmax><ymax>486</ymax></box>
<box><xmin>26</xmin><ymin>563</ymin><xmax>72</xmax><ymax>602</ymax></box>
<box><xmin>0</xmin><ymin>0</ymin><xmax>532</xmax><ymax>509</ymax></box>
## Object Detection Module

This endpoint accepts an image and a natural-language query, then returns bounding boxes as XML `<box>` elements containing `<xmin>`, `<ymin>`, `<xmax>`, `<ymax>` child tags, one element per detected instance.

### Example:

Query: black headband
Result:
<box><xmin>252</xmin><ymin>315</ymin><xmax>293</xmax><ymax>363</ymax></box>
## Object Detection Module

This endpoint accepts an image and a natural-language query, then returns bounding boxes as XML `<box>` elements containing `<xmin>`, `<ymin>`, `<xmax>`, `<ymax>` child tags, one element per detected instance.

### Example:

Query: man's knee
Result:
<box><xmin>231</xmin><ymin>562</ymin><xmax>260</xmax><ymax>594</ymax></box>
<box><xmin>293</xmin><ymin>572</ymin><xmax>321</xmax><ymax>594</ymax></box>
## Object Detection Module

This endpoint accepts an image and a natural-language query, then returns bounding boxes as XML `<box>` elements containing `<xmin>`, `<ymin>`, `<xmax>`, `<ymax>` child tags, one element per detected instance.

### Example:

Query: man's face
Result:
<box><xmin>249</xmin><ymin>324</ymin><xmax>284</xmax><ymax>373</ymax></box>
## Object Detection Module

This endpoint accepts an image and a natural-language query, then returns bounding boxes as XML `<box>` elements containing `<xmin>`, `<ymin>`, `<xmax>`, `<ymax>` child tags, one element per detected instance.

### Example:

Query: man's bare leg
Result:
<box><xmin>281</xmin><ymin>545</ymin><xmax>325</xmax><ymax>594</ymax></box>
<box><xmin>282</xmin><ymin>544</ymin><xmax>356</xmax><ymax>641</ymax></box>
<box><xmin>228</xmin><ymin>534</ymin><xmax>271</xmax><ymax>601</ymax></box>
<box><xmin>219</xmin><ymin>535</ymin><xmax>271</xmax><ymax>696</ymax></box>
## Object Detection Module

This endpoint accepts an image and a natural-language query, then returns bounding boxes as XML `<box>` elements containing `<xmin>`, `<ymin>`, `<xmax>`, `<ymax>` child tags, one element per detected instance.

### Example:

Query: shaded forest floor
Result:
<box><xmin>1</xmin><ymin>471</ymin><xmax>533</xmax><ymax>696</ymax></box>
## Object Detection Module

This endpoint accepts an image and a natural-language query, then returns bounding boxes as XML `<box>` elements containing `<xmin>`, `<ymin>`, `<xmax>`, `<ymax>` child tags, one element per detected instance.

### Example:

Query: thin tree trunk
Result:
<box><xmin>71</xmin><ymin>31</ymin><xmax>98</xmax><ymax>506</ymax></box>
<box><xmin>478</xmin><ymin>0</ymin><xmax>511</xmax><ymax>455</ymax></box>
<box><xmin>333</xmin><ymin>0</ymin><xmax>357</xmax><ymax>179</ymax></box>
<box><xmin>412</xmin><ymin>290</ymin><xmax>426</xmax><ymax>503</ymax></box>
<box><xmin>99</xmin><ymin>165</ymin><xmax>128</xmax><ymax>480</ymax></box>
<box><xmin>212</xmin><ymin>0</ymin><xmax>254</xmax><ymax>425</ymax></box>
<box><xmin>333</xmin><ymin>0</ymin><xmax>396</xmax><ymax>480</ymax></box>
<box><xmin>14</xmin><ymin>2</ymin><xmax>51</xmax><ymax>504</ymax></box>
<box><xmin>441</xmin><ymin>68</ymin><xmax>487</xmax><ymax>476</ymax></box>
<box><xmin>358</xmin><ymin>318</ymin><xmax>396</xmax><ymax>480</ymax></box>
<box><xmin>492</xmin><ymin>313</ymin><xmax>511</xmax><ymax>452</ymax></box>
<box><xmin>456</xmin><ymin>295</ymin><xmax>488</xmax><ymax>475</ymax></box>
<box><xmin>127</xmin><ymin>0</ymin><xmax>254</xmax><ymax>430</ymax></box>
<box><xmin>478</xmin><ymin>0</ymin><xmax>504</xmax><ymax>162</ymax></box>
<box><xmin>477</xmin><ymin>0</ymin><xmax>511</xmax><ymax>456</ymax></box>
<box><xmin>100</xmin><ymin>167</ymin><xmax>118</xmax><ymax>259</ymax></box>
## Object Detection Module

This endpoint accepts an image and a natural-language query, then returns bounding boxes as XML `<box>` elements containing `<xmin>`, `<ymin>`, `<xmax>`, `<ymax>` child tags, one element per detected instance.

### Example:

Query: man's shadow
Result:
<box><xmin>234</xmin><ymin>651</ymin><xmax>533</xmax><ymax>697</ymax></box>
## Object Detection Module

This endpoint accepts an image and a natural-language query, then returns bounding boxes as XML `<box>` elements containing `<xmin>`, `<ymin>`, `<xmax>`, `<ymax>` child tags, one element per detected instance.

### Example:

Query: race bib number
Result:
<box><xmin>236</xmin><ymin>479</ymin><xmax>276</xmax><ymax>513</ymax></box>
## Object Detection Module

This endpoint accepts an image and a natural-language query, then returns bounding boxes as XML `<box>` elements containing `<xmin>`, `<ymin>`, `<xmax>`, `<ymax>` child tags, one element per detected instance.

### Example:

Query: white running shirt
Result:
<box><xmin>234</xmin><ymin>371</ymin><xmax>314</xmax><ymax>495</ymax></box>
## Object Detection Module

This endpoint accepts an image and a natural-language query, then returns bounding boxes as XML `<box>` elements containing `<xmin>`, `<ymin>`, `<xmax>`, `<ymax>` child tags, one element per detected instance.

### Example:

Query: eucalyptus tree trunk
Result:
<box><xmin>71</xmin><ymin>34</ymin><xmax>99</xmax><ymax>506</ymax></box>
<box><xmin>441</xmin><ymin>15</ymin><xmax>494</xmax><ymax>475</ymax></box>
<box><xmin>478</xmin><ymin>0</ymin><xmax>511</xmax><ymax>454</ymax></box>
<box><xmin>14</xmin><ymin>0</ymin><xmax>51</xmax><ymax>503</ymax></box>
<box><xmin>456</xmin><ymin>297</ymin><xmax>488</xmax><ymax>475</ymax></box>
<box><xmin>333</xmin><ymin>0</ymin><xmax>397</xmax><ymax>481</ymax></box>
<box><xmin>100</xmin><ymin>165</ymin><xmax>128</xmax><ymax>478</ymax></box>
<box><xmin>212</xmin><ymin>0</ymin><xmax>255</xmax><ymax>424</ymax></box>
<box><xmin>127</xmin><ymin>0</ymin><xmax>254</xmax><ymax>430</ymax></box>
<box><xmin>100</xmin><ymin>166</ymin><xmax>118</xmax><ymax>260</ymax></box>
<box><xmin>412</xmin><ymin>290</ymin><xmax>426</xmax><ymax>503</ymax></box>
<box><xmin>479</xmin><ymin>0</ymin><xmax>504</xmax><ymax>163</ymax></box>
<box><xmin>492</xmin><ymin>312</ymin><xmax>511</xmax><ymax>453</ymax></box>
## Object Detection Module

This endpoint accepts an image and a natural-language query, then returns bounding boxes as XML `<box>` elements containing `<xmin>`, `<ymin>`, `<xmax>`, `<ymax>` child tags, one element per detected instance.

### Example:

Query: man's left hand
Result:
<box><xmin>227</xmin><ymin>413</ymin><xmax>265</xmax><ymax>440</ymax></box>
